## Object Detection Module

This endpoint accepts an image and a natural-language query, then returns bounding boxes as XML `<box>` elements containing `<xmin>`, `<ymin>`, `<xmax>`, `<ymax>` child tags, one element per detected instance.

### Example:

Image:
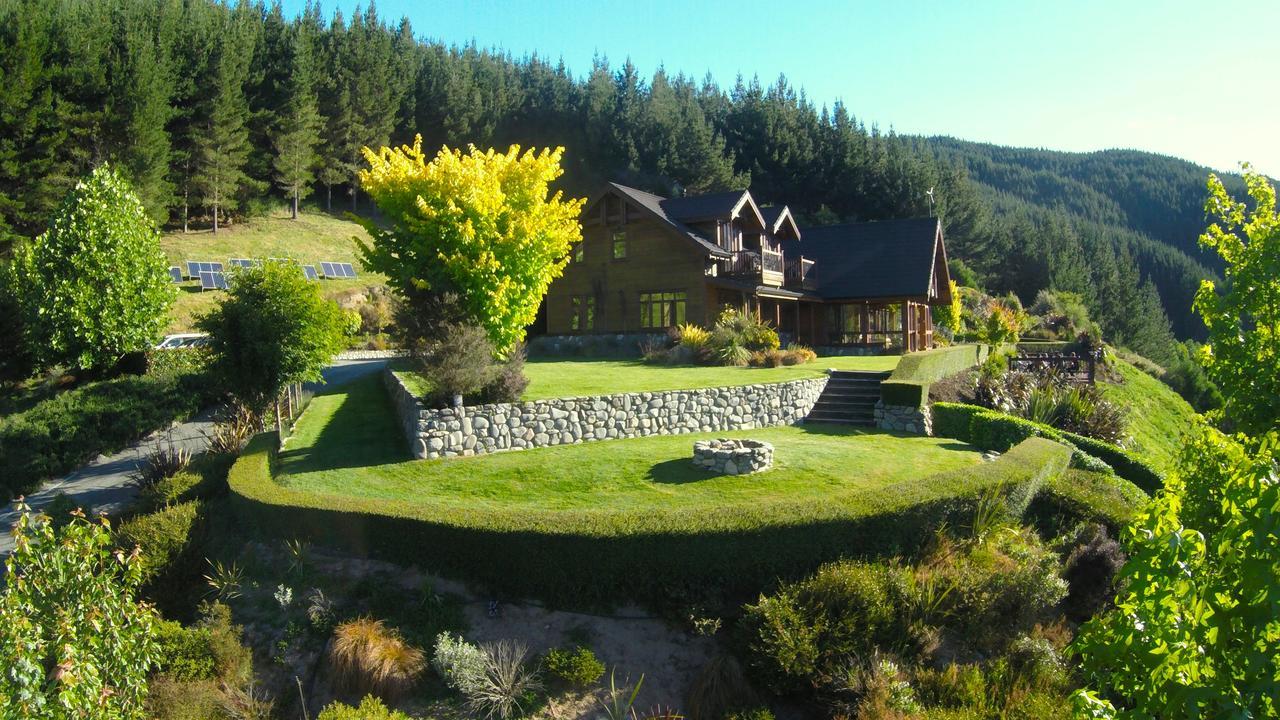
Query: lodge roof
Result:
<box><xmin>599</xmin><ymin>183</ymin><xmax>731</xmax><ymax>257</ymax></box>
<box><xmin>800</xmin><ymin>217</ymin><xmax>945</xmax><ymax>301</ymax></box>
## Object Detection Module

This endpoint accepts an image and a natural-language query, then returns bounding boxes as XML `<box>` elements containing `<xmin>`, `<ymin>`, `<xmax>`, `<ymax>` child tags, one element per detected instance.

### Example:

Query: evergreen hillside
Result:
<box><xmin>1100</xmin><ymin>358</ymin><xmax>1199</xmax><ymax>474</ymax></box>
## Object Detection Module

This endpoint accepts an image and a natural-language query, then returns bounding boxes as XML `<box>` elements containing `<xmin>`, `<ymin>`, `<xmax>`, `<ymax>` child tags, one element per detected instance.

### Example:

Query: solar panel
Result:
<box><xmin>228</xmin><ymin>258</ymin><xmax>257</xmax><ymax>269</ymax></box>
<box><xmin>186</xmin><ymin>261</ymin><xmax>201</xmax><ymax>278</ymax></box>
<box><xmin>319</xmin><ymin>261</ymin><xmax>335</xmax><ymax>277</ymax></box>
<box><xmin>340</xmin><ymin>262</ymin><xmax>357</xmax><ymax>278</ymax></box>
<box><xmin>208</xmin><ymin>261</ymin><xmax>224</xmax><ymax>273</ymax></box>
<box><xmin>168</xmin><ymin>266</ymin><xmax>183</xmax><ymax>283</ymax></box>
<box><xmin>199</xmin><ymin>270</ymin><xmax>216</xmax><ymax>290</ymax></box>
<box><xmin>211</xmin><ymin>271</ymin><xmax>228</xmax><ymax>290</ymax></box>
<box><xmin>302</xmin><ymin>265</ymin><xmax>319</xmax><ymax>281</ymax></box>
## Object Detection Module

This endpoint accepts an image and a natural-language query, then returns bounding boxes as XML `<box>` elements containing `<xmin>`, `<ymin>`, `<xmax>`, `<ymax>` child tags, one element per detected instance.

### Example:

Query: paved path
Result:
<box><xmin>0</xmin><ymin>359</ymin><xmax>388</xmax><ymax>556</ymax></box>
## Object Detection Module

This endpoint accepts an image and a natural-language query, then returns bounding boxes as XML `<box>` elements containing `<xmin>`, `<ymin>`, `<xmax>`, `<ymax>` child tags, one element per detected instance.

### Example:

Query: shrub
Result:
<box><xmin>1059</xmin><ymin>523</ymin><xmax>1125</xmax><ymax>620</ymax></box>
<box><xmin>543</xmin><ymin>645</ymin><xmax>605</xmax><ymax>688</ymax></box>
<box><xmin>978</xmin><ymin>302</ymin><xmax>1023</xmax><ymax>345</ymax></box>
<box><xmin>685</xmin><ymin>655</ymin><xmax>758</xmax><ymax>720</ymax></box>
<box><xmin>723</xmin><ymin>708</ymin><xmax>774</xmax><ymax>720</ymax></box>
<box><xmin>154</xmin><ymin>620</ymin><xmax>218</xmax><ymax>681</ymax></box>
<box><xmin>317</xmin><ymin>695</ymin><xmax>412</xmax><ymax>720</ymax></box>
<box><xmin>478</xmin><ymin>341</ymin><xmax>529</xmax><ymax>404</ymax></box>
<box><xmin>147</xmin><ymin>347</ymin><xmax>213</xmax><ymax>381</ymax></box>
<box><xmin>208</xmin><ymin>402</ymin><xmax>259</xmax><ymax>456</ymax></box>
<box><xmin>414</xmin><ymin>323</ymin><xmax>502</xmax><ymax>406</ymax></box>
<box><xmin>432</xmin><ymin>631</ymin><xmax>487</xmax><ymax>695</ymax></box>
<box><xmin>677</xmin><ymin>323</ymin><xmax>711</xmax><ymax>351</ymax></box>
<box><xmin>715</xmin><ymin>342</ymin><xmax>751</xmax><ymax>367</ymax></box>
<box><xmin>116</xmin><ymin>500</ymin><xmax>206</xmax><ymax>585</ymax></box>
<box><xmin>467</xmin><ymin>640</ymin><xmax>543</xmax><ymax>720</ymax></box>
<box><xmin>329</xmin><ymin>618</ymin><xmax>426</xmax><ymax>701</ymax></box>
<box><xmin>129</xmin><ymin>439</ymin><xmax>193</xmax><ymax>491</ymax></box>
<box><xmin>741</xmin><ymin>561</ymin><xmax>914</xmax><ymax>693</ymax></box>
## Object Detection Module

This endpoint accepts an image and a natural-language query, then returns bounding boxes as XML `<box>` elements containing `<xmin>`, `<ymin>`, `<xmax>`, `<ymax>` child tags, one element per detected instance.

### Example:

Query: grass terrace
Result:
<box><xmin>394</xmin><ymin>354</ymin><xmax>901</xmax><ymax>401</ymax></box>
<box><xmin>281</xmin><ymin>373</ymin><xmax>977</xmax><ymax>514</ymax></box>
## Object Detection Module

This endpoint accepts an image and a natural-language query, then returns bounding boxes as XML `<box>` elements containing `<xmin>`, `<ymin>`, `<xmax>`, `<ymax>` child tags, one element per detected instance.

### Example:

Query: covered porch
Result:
<box><xmin>710</xmin><ymin>284</ymin><xmax>824</xmax><ymax>347</ymax></box>
<box><xmin>822</xmin><ymin>299</ymin><xmax>935</xmax><ymax>353</ymax></box>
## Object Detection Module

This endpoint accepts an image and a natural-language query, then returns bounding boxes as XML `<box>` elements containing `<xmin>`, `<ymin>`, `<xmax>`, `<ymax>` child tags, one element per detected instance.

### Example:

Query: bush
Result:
<box><xmin>543</xmin><ymin>645</ymin><xmax>605</xmax><ymax>688</ymax></box>
<box><xmin>154</xmin><ymin>620</ymin><xmax>218</xmax><ymax>681</ymax></box>
<box><xmin>466</xmin><ymin>641</ymin><xmax>543</xmax><ymax>720</ymax></box>
<box><xmin>478</xmin><ymin>341</ymin><xmax>529</xmax><ymax>404</ymax></box>
<box><xmin>741</xmin><ymin>561</ymin><xmax>914</xmax><ymax>692</ymax></box>
<box><xmin>330</xmin><ymin>618</ymin><xmax>426</xmax><ymax>701</ymax></box>
<box><xmin>414</xmin><ymin>323</ymin><xmax>504</xmax><ymax>406</ymax></box>
<box><xmin>1027</xmin><ymin>469</ymin><xmax>1147</xmax><ymax>537</ymax></box>
<box><xmin>432</xmin><ymin>631</ymin><xmax>487</xmax><ymax>695</ymax></box>
<box><xmin>141</xmin><ymin>455</ymin><xmax>232</xmax><ymax>509</ymax></box>
<box><xmin>677</xmin><ymin>323</ymin><xmax>711</xmax><ymax>352</ymax></box>
<box><xmin>1059</xmin><ymin>523</ymin><xmax>1126</xmax><ymax>620</ymax></box>
<box><xmin>317</xmin><ymin>695</ymin><xmax>412</xmax><ymax>720</ymax></box>
<box><xmin>128</xmin><ymin>439</ymin><xmax>193</xmax><ymax>492</ymax></box>
<box><xmin>116</xmin><ymin>500</ymin><xmax>205</xmax><ymax>585</ymax></box>
<box><xmin>685</xmin><ymin>655</ymin><xmax>759</xmax><ymax>720</ymax></box>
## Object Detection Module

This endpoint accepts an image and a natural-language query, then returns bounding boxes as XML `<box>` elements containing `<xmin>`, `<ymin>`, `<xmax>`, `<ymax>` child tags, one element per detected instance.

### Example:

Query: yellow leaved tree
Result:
<box><xmin>357</xmin><ymin>136</ymin><xmax>584</xmax><ymax>352</ymax></box>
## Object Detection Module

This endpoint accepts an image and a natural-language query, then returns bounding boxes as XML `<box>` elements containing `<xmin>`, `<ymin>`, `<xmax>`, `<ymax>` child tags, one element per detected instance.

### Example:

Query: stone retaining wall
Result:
<box><xmin>385</xmin><ymin>368</ymin><xmax>828</xmax><ymax>460</ymax></box>
<box><xmin>875</xmin><ymin>400</ymin><xmax>933</xmax><ymax>435</ymax></box>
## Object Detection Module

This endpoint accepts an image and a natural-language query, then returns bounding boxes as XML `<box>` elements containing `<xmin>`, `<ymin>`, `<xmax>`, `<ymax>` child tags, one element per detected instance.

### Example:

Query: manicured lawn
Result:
<box><xmin>395</xmin><ymin>355</ymin><xmax>900</xmax><ymax>401</ymax></box>
<box><xmin>1101</xmin><ymin>359</ymin><xmax>1198</xmax><ymax>474</ymax></box>
<box><xmin>161</xmin><ymin>208</ymin><xmax>384</xmax><ymax>331</ymax></box>
<box><xmin>280</xmin><ymin>373</ymin><xmax>980</xmax><ymax>514</ymax></box>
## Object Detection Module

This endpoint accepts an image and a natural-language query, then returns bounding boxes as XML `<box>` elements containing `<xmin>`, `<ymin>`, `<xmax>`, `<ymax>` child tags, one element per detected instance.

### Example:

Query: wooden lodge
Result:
<box><xmin>539</xmin><ymin>182</ymin><xmax>953</xmax><ymax>354</ymax></box>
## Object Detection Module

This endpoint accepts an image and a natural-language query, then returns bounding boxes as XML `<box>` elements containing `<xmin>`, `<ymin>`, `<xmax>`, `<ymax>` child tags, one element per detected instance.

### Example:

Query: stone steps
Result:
<box><xmin>805</xmin><ymin>370</ymin><xmax>890</xmax><ymax>426</ymax></box>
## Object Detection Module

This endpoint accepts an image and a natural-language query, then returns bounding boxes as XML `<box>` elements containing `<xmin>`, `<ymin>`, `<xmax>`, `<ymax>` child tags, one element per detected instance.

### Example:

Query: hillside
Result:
<box><xmin>1101</xmin><ymin>358</ymin><xmax>1199</xmax><ymax>474</ymax></box>
<box><xmin>160</xmin><ymin>209</ymin><xmax>381</xmax><ymax>332</ymax></box>
<box><xmin>917</xmin><ymin>138</ymin><xmax>1247</xmax><ymax>341</ymax></box>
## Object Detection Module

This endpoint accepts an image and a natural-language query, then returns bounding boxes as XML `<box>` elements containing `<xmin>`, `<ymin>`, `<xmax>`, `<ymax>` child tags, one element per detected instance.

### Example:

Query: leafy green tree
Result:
<box><xmin>196</xmin><ymin>260</ymin><xmax>348</xmax><ymax>425</ymax></box>
<box><xmin>1194</xmin><ymin>165</ymin><xmax>1279</xmax><ymax>434</ymax></box>
<box><xmin>0</xmin><ymin>503</ymin><xmax>160</xmax><ymax>718</ymax></box>
<box><xmin>357</xmin><ymin>136</ymin><xmax>585</xmax><ymax>352</ymax></box>
<box><xmin>932</xmin><ymin>279</ymin><xmax>963</xmax><ymax>338</ymax></box>
<box><xmin>1072</xmin><ymin>426</ymin><xmax>1280</xmax><ymax>718</ymax></box>
<box><xmin>11</xmin><ymin>164</ymin><xmax>174</xmax><ymax>370</ymax></box>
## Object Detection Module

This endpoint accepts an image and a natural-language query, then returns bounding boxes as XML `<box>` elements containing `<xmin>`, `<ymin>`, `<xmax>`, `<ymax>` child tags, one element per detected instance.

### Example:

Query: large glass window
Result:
<box><xmin>612</xmin><ymin>230</ymin><xmax>627</xmax><ymax>260</ymax></box>
<box><xmin>639</xmin><ymin>291</ymin><xmax>687</xmax><ymax>328</ymax></box>
<box><xmin>570</xmin><ymin>295</ymin><xmax>594</xmax><ymax>332</ymax></box>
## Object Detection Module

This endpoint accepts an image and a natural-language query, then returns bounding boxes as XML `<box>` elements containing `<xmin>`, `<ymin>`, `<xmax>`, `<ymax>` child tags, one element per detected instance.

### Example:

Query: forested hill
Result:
<box><xmin>0</xmin><ymin>0</ymin><xmax>1251</xmax><ymax>364</ymax></box>
<box><xmin>922</xmin><ymin>138</ymin><xmax>1246</xmax><ymax>266</ymax></box>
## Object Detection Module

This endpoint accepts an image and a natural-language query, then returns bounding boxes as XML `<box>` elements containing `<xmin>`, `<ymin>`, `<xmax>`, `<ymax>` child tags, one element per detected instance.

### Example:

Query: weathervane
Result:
<box><xmin>926</xmin><ymin>186</ymin><xmax>936</xmax><ymax>215</ymax></box>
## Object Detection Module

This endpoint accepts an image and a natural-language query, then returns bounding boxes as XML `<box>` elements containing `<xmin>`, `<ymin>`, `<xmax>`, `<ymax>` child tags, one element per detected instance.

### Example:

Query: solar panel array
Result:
<box><xmin>168</xmin><ymin>266</ymin><xmax>183</xmax><ymax>283</ymax></box>
<box><xmin>228</xmin><ymin>258</ymin><xmax>260</xmax><ymax>269</ymax></box>
<box><xmin>185</xmin><ymin>260</ymin><xmax>224</xmax><ymax>278</ymax></box>
<box><xmin>302</xmin><ymin>265</ymin><xmax>319</xmax><ymax>281</ymax></box>
<box><xmin>199</xmin><ymin>270</ymin><xmax>228</xmax><ymax>291</ymax></box>
<box><xmin>320</xmin><ymin>261</ymin><xmax>357</xmax><ymax>279</ymax></box>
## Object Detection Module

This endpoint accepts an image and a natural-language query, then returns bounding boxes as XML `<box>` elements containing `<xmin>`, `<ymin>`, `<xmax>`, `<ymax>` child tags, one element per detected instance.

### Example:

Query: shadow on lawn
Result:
<box><xmin>277</xmin><ymin>374</ymin><xmax>409</xmax><ymax>474</ymax></box>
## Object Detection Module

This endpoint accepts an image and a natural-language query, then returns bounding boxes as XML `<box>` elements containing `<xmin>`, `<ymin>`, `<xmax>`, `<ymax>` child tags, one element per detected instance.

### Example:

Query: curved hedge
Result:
<box><xmin>931</xmin><ymin>402</ymin><xmax>1164</xmax><ymax>494</ymax></box>
<box><xmin>228</xmin><ymin>433</ymin><xmax>1072</xmax><ymax>606</ymax></box>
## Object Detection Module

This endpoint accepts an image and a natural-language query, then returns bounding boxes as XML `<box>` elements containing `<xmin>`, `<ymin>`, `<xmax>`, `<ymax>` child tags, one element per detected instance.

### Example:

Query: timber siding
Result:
<box><xmin>546</xmin><ymin>217</ymin><xmax>712</xmax><ymax>334</ymax></box>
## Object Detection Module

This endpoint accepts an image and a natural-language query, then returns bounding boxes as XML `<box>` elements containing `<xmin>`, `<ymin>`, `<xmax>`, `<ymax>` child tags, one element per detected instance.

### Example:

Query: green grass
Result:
<box><xmin>395</xmin><ymin>355</ymin><xmax>900</xmax><ymax>401</ymax></box>
<box><xmin>160</xmin><ymin>208</ymin><xmax>382</xmax><ymax>331</ymax></box>
<box><xmin>1100</xmin><ymin>359</ymin><xmax>1198</xmax><ymax>474</ymax></box>
<box><xmin>279</xmin><ymin>372</ymin><xmax>979</xmax><ymax>515</ymax></box>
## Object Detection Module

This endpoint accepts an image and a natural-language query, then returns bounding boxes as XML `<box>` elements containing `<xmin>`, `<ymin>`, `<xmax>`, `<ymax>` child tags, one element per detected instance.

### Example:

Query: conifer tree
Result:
<box><xmin>272</xmin><ymin>16</ymin><xmax>322</xmax><ymax>219</ymax></box>
<box><xmin>196</xmin><ymin>8</ymin><xmax>256</xmax><ymax>232</ymax></box>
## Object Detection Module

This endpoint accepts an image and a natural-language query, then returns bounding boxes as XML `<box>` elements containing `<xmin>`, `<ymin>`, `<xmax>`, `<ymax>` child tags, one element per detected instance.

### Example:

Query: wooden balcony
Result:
<box><xmin>785</xmin><ymin>256</ymin><xmax>815</xmax><ymax>290</ymax></box>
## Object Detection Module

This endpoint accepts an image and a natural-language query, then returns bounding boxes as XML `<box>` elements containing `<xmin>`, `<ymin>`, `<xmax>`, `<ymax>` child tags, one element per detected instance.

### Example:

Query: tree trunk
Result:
<box><xmin>212</xmin><ymin>202</ymin><xmax>219</xmax><ymax>233</ymax></box>
<box><xmin>350</xmin><ymin>186</ymin><xmax>357</xmax><ymax>213</ymax></box>
<box><xmin>275</xmin><ymin>396</ymin><xmax>282</xmax><ymax>432</ymax></box>
<box><xmin>326</xmin><ymin>184</ymin><xmax>332</xmax><ymax>211</ymax></box>
<box><xmin>182</xmin><ymin>188</ymin><xmax>189</xmax><ymax>234</ymax></box>
<box><xmin>291</xmin><ymin>187</ymin><xmax>299</xmax><ymax>220</ymax></box>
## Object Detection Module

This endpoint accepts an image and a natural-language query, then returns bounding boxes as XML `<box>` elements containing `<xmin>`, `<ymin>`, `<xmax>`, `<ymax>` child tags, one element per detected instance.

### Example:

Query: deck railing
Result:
<box><xmin>718</xmin><ymin>250</ymin><xmax>762</xmax><ymax>278</ymax></box>
<box><xmin>785</xmin><ymin>256</ymin><xmax>815</xmax><ymax>289</ymax></box>
<box><xmin>762</xmin><ymin>249</ymin><xmax>784</xmax><ymax>273</ymax></box>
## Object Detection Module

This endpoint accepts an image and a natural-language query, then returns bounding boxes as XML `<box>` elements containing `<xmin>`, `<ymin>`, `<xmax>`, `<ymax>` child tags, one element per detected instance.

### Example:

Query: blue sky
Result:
<box><xmin>285</xmin><ymin>0</ymin><xmax>1280</xmax><ymax>176</ymax></box>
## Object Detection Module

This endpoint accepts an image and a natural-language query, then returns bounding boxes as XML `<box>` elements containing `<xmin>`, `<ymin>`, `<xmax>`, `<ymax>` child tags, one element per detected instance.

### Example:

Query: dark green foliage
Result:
<box><xmin>1058</xmin><ymin>523</ymin><xmax>1126</xmax><ymax>620</ymax></box>
<box><xmin>1055</xmin><ymin>430</ymin><xmax>1163</xmax><ymax>495</ymax></box>
<box><xmin>414</xmin><ymin>323</ymin><xmax>502</xmax><ymax>407</ymax></box>
<box><xmin>1026</xmin><ymin>469</ymin><xmax>1147</xmax><ymax>538</ymax></box>
<box><xmin>0</xmin><ymin>374</ymin><xmax>199</xmax><ymax>499</ymax></box>
<box><xmin>542</xmin><ymin>646</ymin><xmax>605</xmax><ymax>688</ymax></box>
<box><xmin>686</xmin><ymin>655</ymin><xmax>760</xmax><ymax>720</ymax></box>
<box><xmin>116</xmin><ymin>500</ymin><xmax>205</xmax><ymax>585</ymax></box>
<box><xmin>153</xmin><ymin>619</ymin><xmax>219</xmax><ymax>681</ymax></box>
<box><xmin>889</xmin><ymin>344</ymin><xmax>987</xmax><ymax>384</ymax></box>
<box><xmin>881</xmin><ymin>381</ymin><xmax>927</xmax><ymax>408</ymax></box>
<box><xmin>228</xmin><ymin>434</ymin><xmax>1071</xmax><ymax>607</ymax></box>
<box><xmin>1160</xmin><ymin>341</ymin><xmax>1223</xmax><ymax>412</ymax></box>
<box><xmin>0</xmin><ymin>266</ymin><xmax>36</xmax><ymax>386</ymax></box>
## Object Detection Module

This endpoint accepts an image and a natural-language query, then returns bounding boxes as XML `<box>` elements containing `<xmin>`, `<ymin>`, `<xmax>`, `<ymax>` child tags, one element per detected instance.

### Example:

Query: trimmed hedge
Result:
<box><xmin>880</xmin><ymin>381</ymin><xmax>928</xmax><ymax>407</ymax></box>
<box><xmin>228</xmin><ymin>433</ymin><xmax>1072</xmax><ymax>606</ymax></box>
<box><xmin>930</xmin><ymin>402</ymin><xmax>1165</xmax><ymax>494</ymax></box>
<box><xmin>1027</xmin><ymin>469</ymin><xmax>1148</xmax><ymax>536</ymax></box>
<box><xmin>888</xmin><ymin>344</ymin><xmax>988</xmax><ymax>385</ymax></box>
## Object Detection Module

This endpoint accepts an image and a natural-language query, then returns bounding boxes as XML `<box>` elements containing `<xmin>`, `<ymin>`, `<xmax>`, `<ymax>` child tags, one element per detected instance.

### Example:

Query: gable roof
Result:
<box><xmin>760</xmin><ymin>205</ymin><xmax>801</xmax><ymax>241</ymax></box>
<box><xmin>799</xmin><ymin>217</ymin><xmax>946</xmax><ymax>301</ymax></box>
<box><xmin>661</xmin><ymin>190</ymin><xmax>766</xmax><ymax>231</ymax></box>
<box><xmin>593</xmin><ymin>183</ymin><xmax>730</xmax><ymax>257</ymax></box>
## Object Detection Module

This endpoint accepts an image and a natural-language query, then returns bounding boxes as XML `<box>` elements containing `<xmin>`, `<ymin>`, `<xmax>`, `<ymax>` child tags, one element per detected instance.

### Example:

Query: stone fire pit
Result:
<box><xmin>692</xmin><ymin>438</ymin><xmax>774</xmax><ymax>475</ymax></box>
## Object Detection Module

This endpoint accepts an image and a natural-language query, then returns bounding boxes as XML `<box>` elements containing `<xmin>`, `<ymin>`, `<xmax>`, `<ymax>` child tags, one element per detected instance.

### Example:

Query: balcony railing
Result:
<box><xmin>718</xmin><ymin>250</ymin><xmax>762</xmax><ymax>278</ymax></box>
<box><xmin>785</xmin><ymin>256</ymin><xmax>815</xmax><ymax>289</ymax></box>
<box><xmin>762</xmin><ymin>249</ymin><xmax>784</xmax><ymax>273</ymax></box>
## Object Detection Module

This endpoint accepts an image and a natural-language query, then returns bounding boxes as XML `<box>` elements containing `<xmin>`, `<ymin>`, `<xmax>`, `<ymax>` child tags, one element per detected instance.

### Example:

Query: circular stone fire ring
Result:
<box><xmin>692</xmin><ymin>438</ymin><xmax>774</xmax><ymax>475</ymax></box>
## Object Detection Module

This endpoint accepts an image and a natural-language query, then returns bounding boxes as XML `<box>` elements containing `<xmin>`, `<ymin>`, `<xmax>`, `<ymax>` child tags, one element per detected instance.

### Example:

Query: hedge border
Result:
<box><xmin>930</xmin><ymin>402</ymin><xmax>1164</xmax><ymax>494</ymax></box>
<box><xmin>228</xmin><ymin>433</ymin><xmax>1072</xmax><ymax>606</ymax></box>
<box><xmin>888</xmin><ymin>344</ymin><xmax>989</xmax><ymax>385</ymax></box>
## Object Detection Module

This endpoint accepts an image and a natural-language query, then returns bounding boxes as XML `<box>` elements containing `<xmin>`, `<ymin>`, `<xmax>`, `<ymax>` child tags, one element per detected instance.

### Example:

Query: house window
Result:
<box><xmin>639</xmin><ymin>291</ymin><xmax>687</xmax><ymax>328</ymax></box>
<box><xmin>570</xmin><ymin>295</ymin><xmax>595</xmax><ymax>332</ymax></box>
<box><xmin>572</xmin><ymin>242</ymin><xmax>584</xmax><ymax>263</ymax></box>
<box><xmin>612</xmin><ymin>230</ymin><xmax>627</xmax><ymax>260</ymax></box>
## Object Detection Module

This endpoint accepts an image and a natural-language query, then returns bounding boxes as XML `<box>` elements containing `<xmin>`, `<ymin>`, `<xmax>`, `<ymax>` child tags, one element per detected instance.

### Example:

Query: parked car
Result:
<box><xmin>154</xmin><ymin>333</ymin><xmax>210</xmax><ymax>349</ymax></box>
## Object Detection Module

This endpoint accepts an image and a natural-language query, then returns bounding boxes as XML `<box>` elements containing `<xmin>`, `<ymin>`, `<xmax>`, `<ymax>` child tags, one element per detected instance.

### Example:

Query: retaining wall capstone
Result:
<box><xmin>385</xmin><ymin>368</ymin><xmax>828</xmax><ymax>459</ymax></box>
